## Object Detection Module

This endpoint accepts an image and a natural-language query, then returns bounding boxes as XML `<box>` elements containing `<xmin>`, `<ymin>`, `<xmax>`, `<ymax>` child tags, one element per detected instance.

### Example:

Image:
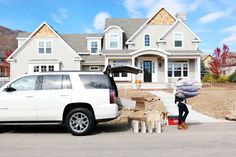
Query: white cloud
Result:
<box><xmin>222</xmin><ymin>34</ymin><xmax>236</xmax><ymax>44</ymax></box>
<box><xmin>198</xmin><ymin>11</ymin><xmax>226</xmax><ymax>24</ymax></box>
<box><xmin>123</xmin><ymin>0</ymin><xmax>203</xmax><ymax>18</ymax></box>
<box><xmin>93</xmin><ymin>12</ymin><xmax>111</xmax><ymax>30</ymax></box>
<box><xmin>84</xmin><ymin>28</ymin><xmax>95</xmax><ymax>33</ymax></box>
<box><xmin>50</xmin><ymin>7</ymin><xmax>68</xmax><ymax>24</ymax></box>
<box><xmin>221</xmin><ymin>25</ymin><xmax>236</xmax><ymax>33</ymax></box>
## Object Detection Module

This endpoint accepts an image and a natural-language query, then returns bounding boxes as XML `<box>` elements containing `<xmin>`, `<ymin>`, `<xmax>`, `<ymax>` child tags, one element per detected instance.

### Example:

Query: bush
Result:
<box><xmin>229</xmin><ymin>72</ymin><xmax>236</xmax><ymax>82</ymax></box>
<box><xmin>216</xmin><ymin>75</ymin><xmax>229</xmax><ymax>83</ymax></box>
<box><xmin>202</xmin><ymin>74</ymin><xmax>216</xmax><ymax>83</ymax></box>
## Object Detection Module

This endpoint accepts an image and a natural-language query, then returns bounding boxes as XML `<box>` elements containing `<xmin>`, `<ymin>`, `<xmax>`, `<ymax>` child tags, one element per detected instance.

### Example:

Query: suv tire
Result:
<box><xmin>65</xmin><ymin>108</ymin><xmax>94</xmax><ymax>136</ymax></box>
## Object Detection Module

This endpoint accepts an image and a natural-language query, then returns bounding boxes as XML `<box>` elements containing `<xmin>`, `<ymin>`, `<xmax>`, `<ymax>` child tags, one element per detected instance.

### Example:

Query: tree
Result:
<box><xmin>1</xmin><ymin>50</ymin><xmax>12</xmax><ymax>76</ymax></box>
<box><xmin>201</xmin><ymin>60</ymin><xmax>207</xmax><ymax>79</ymax></box>
<box><xmin>209</xmin><ymin>44</ymin><xmax>230</xmax><ymax>76</ymax></box>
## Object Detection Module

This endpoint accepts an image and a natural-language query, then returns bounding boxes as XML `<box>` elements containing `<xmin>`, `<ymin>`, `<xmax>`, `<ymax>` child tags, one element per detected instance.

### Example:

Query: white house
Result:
<box><xmin>7</xmin><ymin>7</ymin><xmax>202</xmax><ymax>88</ymax></box>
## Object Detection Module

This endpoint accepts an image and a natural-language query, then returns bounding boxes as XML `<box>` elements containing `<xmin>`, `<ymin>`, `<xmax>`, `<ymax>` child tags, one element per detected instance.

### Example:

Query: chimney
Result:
<box><xmin>176</xmin><ymin>12</ymin><xmax>186</xmax><ymax>23</ymax></box>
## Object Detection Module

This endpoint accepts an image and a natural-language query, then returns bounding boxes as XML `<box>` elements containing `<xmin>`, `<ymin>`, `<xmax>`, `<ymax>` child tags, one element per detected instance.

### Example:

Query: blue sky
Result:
<box><xmin>0</xmin><ymin>0</ymin><xmax>236</xmax><ymax>53</ymax></box>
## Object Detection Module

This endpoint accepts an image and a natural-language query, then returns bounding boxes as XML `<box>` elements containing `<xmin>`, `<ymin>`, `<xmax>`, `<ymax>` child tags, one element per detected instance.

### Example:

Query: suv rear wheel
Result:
<box><xmin>65</xmin><ymin>108</ymin><xmax>94</xmax><ymax>136</ymax></box>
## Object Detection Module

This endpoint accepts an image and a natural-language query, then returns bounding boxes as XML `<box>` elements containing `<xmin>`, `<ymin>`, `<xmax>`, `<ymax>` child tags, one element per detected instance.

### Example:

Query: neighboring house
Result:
<box><xmin>7</xmin><ymin>7</ymin><xmax>202</xmax><ymax>88</ymax></box>
<box><xmin>0</xmin><ymin>50</ymin><xmax>10</xmax><ymax>77</ymax></box>
<box><xmin>221</xmin><ymin>52</ymin><xmax>236</xmax><ymax>76</ymax></box>
<box><xmin>201</xmin><ymin>54</ymin><xmax>213</xmax><ymax>71</ymax></box>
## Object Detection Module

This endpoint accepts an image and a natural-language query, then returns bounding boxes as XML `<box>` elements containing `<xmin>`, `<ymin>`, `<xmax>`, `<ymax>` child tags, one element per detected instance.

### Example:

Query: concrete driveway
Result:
<box><xmin>0</xmin><ymin>122</ymin><xmax>236</xmax><ymax>157</ymax></box>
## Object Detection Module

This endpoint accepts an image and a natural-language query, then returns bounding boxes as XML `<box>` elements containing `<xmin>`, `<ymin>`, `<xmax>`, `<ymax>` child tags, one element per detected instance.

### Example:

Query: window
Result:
<box><xmin>168</xmin><ymin>61</ymin><xmax>188</xmax><ymax>77</ymax></box>
<box><xmin>174</xmin><ymin>33</ymin><xmax>183</xmax><ymax>48</ymax></box>
<box><xmin>10</xmin><ymin>76</ymin><xmax>37</xmax><ymax>91</ymax></box>
<box><xmin>46</xmin><ymin>41</ymin><xmax>52</xmax><ymax>54</ymax></box>
<box><xmin>48</xmin><ymin>65</ymin><xmax>54</xmax><ymax>72</ymax></box>
<box><xmin>38</xmin><ymin>41</ymin><xmax>52</xmax><ymax>54</ymax></box>
<box><xmin>110</xmin><ymin>34</ymin><xmax>118</xmax><ymax>49</ymax></box>
<box><xmin>113</xmin><ymin>60</ymin><xmax>129</xmax><ymax>78</ymax></box>
<box><xmin>144</xmin><ymin>34</ymin><xmax>150</xmax><ymax>47</ymax></box>
<box><xmin>79</xmin><ymin>74</ymin><xmax>111</xmax><ymax>89</ymax></box>
<box><xmin>41</xmin><ymin>65</ymin><xmax>47</xmax><ymax>72</ymax></box>
<box><xmin>91</xmin><ymin>41</ymin><xmax>98</xmax><ymax>54</ymax></box>
<box><xmin>34</xmin><ymin>66</ymin><xmax>39</xmax><ymax>72</ymax></box>
<box><xmin>42</xmin><ymin>75</ymin><xmax>62</xmax><ymax>90</ymax></box>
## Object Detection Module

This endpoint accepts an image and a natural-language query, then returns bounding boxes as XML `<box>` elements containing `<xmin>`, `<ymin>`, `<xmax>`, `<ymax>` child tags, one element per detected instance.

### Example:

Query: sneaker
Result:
<box><xmin>181</xmin><ymin>122</ymin><xmax>188</xmax><ymax>129</ymax></box>
<box><xmin>177</xmin><ymin>125</ymin><xmax>186</xmax><ymax>130</ymax></box>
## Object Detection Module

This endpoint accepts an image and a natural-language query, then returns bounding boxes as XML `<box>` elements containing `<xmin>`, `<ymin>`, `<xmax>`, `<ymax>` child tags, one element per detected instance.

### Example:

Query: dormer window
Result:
<box><xmin>38</xmin><ymin>41</ymin><xmax>52</xmax><ymax>54</ymax></box>
<box><xmin>91</xmin><ymin>41</ymin><xmax>98</xmax><ymax>54</ymax></box>
<box><xmin>144</xmin><ymin>34</ymin><xmax>150</xmax><ymax>47</ymax></box>
<box><xmin>109</xmin><ymin>34</ymin><xmax>119</xmax><ymax>49</ymax></box>
<box><xmin>174</xmin><ymin>33</ymin><xmax>183</xmax><ymax>48</ymax></box>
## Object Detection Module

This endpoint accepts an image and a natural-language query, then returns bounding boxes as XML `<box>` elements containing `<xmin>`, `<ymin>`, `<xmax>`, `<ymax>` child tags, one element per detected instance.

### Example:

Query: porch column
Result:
<box><xmin>131</xmin><ymin>57</ymin><xmax>135</xmax><ymax>84</ymax></box>
<box><xmin>164</xmin><ymin>56</ymin><xmax>168</xmax><ymax>83</ymax></box>
<box><xmin>197</xmin><ymin>57</ymin><xmax>201</xmax><ymax>82</ymax></box>
<box><xmin>105</xmin><ymin>57</ymin><xmax>109</xmax><ymax>67</ymax></box>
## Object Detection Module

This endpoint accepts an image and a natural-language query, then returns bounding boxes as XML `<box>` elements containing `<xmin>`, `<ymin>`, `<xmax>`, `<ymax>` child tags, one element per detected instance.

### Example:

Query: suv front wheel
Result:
<box><xmin>65</xmin><ymin>108</ymin><xmax>94</xmax><ymax>136</ymax></box>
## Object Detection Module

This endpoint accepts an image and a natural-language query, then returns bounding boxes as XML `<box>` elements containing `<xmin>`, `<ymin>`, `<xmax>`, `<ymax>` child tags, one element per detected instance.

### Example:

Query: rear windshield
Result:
<box><xmin>79</xmin><ymin>74</ymin><xmax>112</xmax><ymax>89</ymax></box>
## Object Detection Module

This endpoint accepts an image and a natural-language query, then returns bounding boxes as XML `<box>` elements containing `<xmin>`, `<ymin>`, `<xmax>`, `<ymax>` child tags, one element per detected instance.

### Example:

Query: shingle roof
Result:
<box><xmin>105</xmin><ymin>18</ymin><xmax>147</xmax><ymax>41</ymax></box>
<box><xmin>61</xmin><ymin>34</ymin><xmax>103</xmax><ymax>52</ymax></box>
<box><xmin>17</xmin><ymin>32</ymin><xmax>103</xmax><ymax>53</ymax></box>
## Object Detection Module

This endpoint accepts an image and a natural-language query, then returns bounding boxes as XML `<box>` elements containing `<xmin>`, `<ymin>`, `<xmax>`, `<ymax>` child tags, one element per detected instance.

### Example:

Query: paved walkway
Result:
<box><xmin>150</xmin><ymin>91</ymin><xmax>219</xmax><ymax>123</ymax></box>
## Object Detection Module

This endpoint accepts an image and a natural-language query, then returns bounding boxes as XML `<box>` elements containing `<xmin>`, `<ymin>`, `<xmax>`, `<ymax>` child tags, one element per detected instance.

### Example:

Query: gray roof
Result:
<box><xmin>17</xmin><ymin>32</ymin><xmax>31</xmax><ymax>38</ymax></box>
<box><xmin>105</xmin><ymin>18</ymin><xmax>147</xmax><ymax>41</ymax></box>
<box><xmin>17</xmin><ymin>18</ymin><xmax>147</xmax><ymax>52</ymax></box>
<box><xmin>17</xmin><ymin>32</ymin><xmax>103</xmax><ymax>53</ymax></box>
<box><xmin>61</xmin><ymin>34</ymin><xmax>103</xmax><ymax>52</ymax></box>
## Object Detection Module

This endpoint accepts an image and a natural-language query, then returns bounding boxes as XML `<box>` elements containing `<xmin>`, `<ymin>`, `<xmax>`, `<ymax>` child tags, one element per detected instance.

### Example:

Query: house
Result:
<box><xmin>7</xmin><ymin>7</ymin><xmax>202</xmax><ymax>88</ymax></box>
<box><xmin>221</xmin><ymin>52</ymin><xmax>236</xmax><ymax>76</ymax></box>
<box><xmin>201</xmin><ymin>54</ymin><xmax>213</xmax><ymax>71</ymax></box>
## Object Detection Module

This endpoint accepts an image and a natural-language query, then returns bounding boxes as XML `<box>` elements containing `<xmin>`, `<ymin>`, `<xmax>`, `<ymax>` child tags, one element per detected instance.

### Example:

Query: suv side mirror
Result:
<box><xmin>4</xmin><ymin>86</ymin><xmax>16</xmax><ymax>92</ymax></box>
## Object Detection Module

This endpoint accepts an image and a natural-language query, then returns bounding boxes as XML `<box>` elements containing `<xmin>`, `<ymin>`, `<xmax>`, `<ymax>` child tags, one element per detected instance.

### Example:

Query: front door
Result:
<box><xmin>143</xmin><ymin>61</ymin><xmax>152</xmax><ymax>82</ymax></box>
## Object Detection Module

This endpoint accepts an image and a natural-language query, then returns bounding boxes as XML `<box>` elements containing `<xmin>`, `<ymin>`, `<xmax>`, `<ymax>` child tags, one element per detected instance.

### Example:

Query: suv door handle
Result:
<box><xmin>26</xmin><ymin>96</ymin><xmax>34</xmax><ymax>98</ymax></box>
<box><xmin>60</xmin><ymin>95</ymin><xmax>69</xmax><ymax>97</ymax></box>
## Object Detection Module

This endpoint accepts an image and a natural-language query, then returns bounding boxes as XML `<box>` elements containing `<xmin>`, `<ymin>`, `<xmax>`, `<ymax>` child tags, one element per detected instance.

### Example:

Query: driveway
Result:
<box><xmin>1</xmin><ymin>122</ymin><xmax>236</xmax><ymax>157</ymax></box>
<box><xmin>150</xmin><ymin>91</ymin><xmax>219</xmax><ymax>123</ymax></box>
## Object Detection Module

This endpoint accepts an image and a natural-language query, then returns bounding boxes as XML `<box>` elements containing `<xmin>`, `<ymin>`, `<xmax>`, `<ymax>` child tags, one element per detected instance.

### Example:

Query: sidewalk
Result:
<box><xmin>150</xmin><ymin>91</ymin><xmax>219</xmax><ymax>123</ymax></box>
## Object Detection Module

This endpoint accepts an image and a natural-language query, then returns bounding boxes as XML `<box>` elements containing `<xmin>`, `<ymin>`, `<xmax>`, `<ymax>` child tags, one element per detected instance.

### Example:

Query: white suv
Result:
<box><xmin>0</xmin><ymin>65</ymin><xmax>140</xmax><ymax>135</ymax></box>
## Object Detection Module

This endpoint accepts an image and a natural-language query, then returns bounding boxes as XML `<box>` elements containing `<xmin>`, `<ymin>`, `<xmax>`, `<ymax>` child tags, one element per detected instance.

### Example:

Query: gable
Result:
<box><xmin>126</xmin><ymin>7</ymin><xmax>177</xmax><ymax>44</ymax></box>
<box><xmin>160</xmin><ymin>20</ymin><xmax>201</xmax><ymax>41</ymax></box>
<box><xmin>148</xmin><ymin>8</ymin><xmax>176</xmax><ymax>25</ymax></box>
<box><xmin>7</xmin><ymin>22</ymin><xmax>82</xmax><ymax>61</ymax></box>
<box><xmin>33</xmin><ymin>24</ymin><xmax>57</xmax><ymax>38</ymax></box>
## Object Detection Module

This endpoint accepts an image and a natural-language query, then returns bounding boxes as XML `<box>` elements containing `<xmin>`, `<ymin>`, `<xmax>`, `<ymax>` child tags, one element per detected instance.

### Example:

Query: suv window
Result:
<box><xmin>10</xmin><ymin>76</ymin><xmax>37</xmax><ymax>91</ymax></box>
<box><xmin>79</xmin><ymin>74</ymin><xmax>111</xmax><ymax>89</ymax></box>
<box><xmin>41</xmin><ymin>75</ymin><xmax>72</xmax><ymax>90</ymax></box>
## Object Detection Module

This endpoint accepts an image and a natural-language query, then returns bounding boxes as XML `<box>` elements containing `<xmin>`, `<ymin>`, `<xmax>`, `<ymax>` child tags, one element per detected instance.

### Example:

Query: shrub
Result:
<box><xmin>202</xmin><ymin>74</ymin><xmax>216</xmax><ymax>83</ymax></box>
<box><xmin>229</xmin><ymin>72</ymin><xmax>236</xmax><ymax>82</ymax></box>
<box><xmin>216</xmin><ymin>75</ymin><xmax>229</xmax><ymax>83</ymax></box>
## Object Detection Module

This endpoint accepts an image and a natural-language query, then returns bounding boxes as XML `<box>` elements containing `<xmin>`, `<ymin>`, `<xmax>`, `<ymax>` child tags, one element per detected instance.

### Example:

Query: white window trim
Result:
<box><xmin>37</xmin><ymin>40</ymin><xmax>53</xmax><ymax>55</ymax></box>
<box><xmin>168</xmin><ymin>61</ymin><xmax>189</xmax><ymax>78</ymax></box>
<box><xmin>29</xmin><ymin>64</ymin><xmax>59</xmax><ymax>73</ymax></box>
<box><xmin>88</xmin><ymin>40</ymin><xmax>100</xmax><ymax>55</ymax></box>
<box><xmin>108</xmin><ymin>33</ymin><xmax>119</xmax><ymax>50</ymax></box>
<box><xmin>143</xmin><ymin>34</ymin><xmax>151</xmax><ymax>47</ymax></box>
<box><xmin>173</xmin><ymin>32</ymin><xmax>183</xmax><ymax>48</ymax></box>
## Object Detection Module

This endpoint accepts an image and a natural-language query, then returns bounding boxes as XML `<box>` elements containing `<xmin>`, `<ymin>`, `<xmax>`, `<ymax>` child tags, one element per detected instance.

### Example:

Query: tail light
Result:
<box><xmin>110</xmin><ymin>89</ymin><xmax>116</xmax><ymax>103</ymax></box>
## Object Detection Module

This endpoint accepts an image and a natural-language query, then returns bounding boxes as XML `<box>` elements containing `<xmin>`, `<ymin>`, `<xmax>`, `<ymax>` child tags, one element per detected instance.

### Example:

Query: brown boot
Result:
<box><xmin>181</xmin><ymin>122</ymin><xmax>188</xmax><ymax>129</ymax></box>
<box><xmin>177</xmin><ymin>124</ymin><xmax>186</xmax><ymax>130</ymax></box>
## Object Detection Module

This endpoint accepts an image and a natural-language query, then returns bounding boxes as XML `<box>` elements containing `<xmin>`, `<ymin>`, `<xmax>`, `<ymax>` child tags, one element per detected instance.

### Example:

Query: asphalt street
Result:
<box><xmin>0</xmin><ymin>122</ymin><xmax>236</xmax><ymax>157</ymax></box>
